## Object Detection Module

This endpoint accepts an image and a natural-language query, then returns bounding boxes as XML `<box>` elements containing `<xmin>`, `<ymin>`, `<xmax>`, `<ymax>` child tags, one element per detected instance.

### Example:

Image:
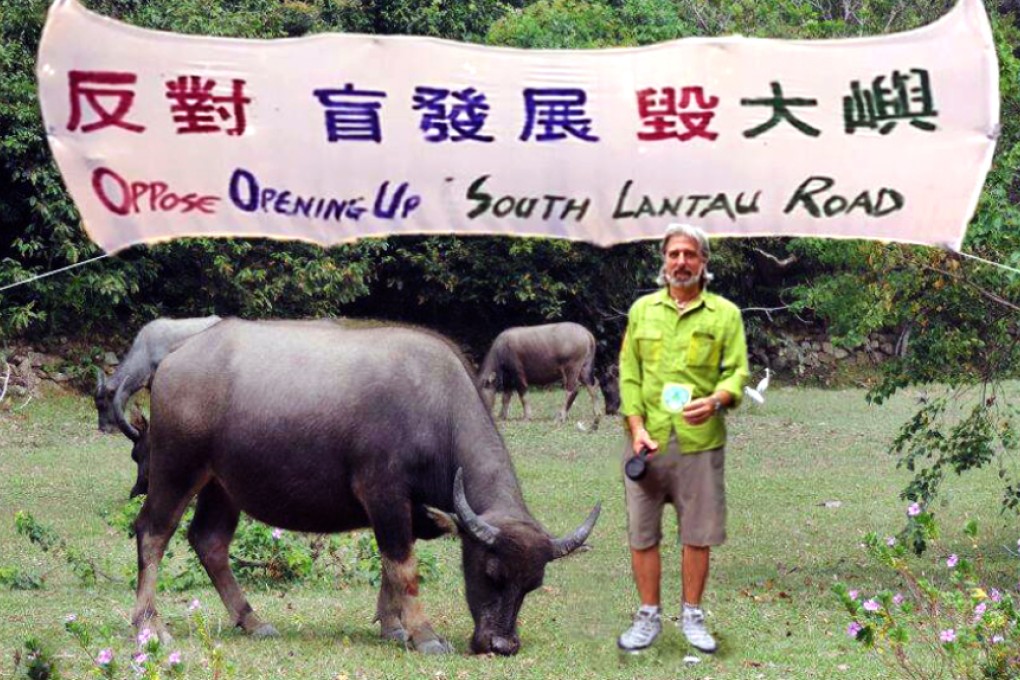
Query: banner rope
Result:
<box><xmin>953</xmin><ymin>248</ymin><xmax>1020</xmax><ymax>277</ymax></box>
<box><xmin>0</xmin><ymin>253</ymin><xmax>112</xmax><ymax>294</ymax></box>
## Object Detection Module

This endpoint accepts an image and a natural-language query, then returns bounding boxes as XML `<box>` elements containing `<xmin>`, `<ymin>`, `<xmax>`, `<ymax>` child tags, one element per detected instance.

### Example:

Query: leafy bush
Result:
<box><xmin>0</xmin><ymin>565</ymin><xmax>43</xmax><ymax>590</ymax></box>
<box><xmin>837</xmin><ymin>510</ymin><xmax>1020</xmax><ymax>679</ymax></box>
<box><xmin>14</xmin><ymin>510</ymin><xmax>99</xmax><ymax>586</ymax></box>
<box><xmin>100</xmin><ymin>497</ymin><xmax>440</xmax><ymax>591</ymax></box>
<box><xmin>10</xmin><ymin>637</ymin><xmax>61</xmax><ymax>680</ymax></box>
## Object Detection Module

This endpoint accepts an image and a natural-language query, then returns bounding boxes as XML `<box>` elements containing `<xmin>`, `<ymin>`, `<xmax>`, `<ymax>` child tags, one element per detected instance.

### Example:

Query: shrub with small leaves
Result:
<box><xmin>837</xmin><ymin>509</ymin><xmax>1020</xmax><ymax>679</ymax></box>
<box><xmin>12</xmin><ymin>637</ymin><xmax>60</xmax><ymax>680</ymax></box>
<box><xmin>0</xmin><ymin>565</ymin><xmax>43</xmax><ymax>590</ymax></box>
<box><xmin>14</xmin><ymin>511</ymin><xmax>98</xmax><ymax>586</ymax></box>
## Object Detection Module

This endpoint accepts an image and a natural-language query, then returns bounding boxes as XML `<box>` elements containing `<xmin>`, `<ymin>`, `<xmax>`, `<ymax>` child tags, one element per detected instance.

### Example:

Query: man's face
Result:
<box><xmin>663</xmin><ymin>235</ymin><xmax>705</xmax><ymax>290</ymax></box>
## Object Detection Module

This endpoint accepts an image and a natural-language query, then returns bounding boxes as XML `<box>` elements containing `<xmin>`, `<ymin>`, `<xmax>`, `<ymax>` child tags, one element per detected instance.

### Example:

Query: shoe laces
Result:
<box><xmin>683</xmin><ymin>607</ymin><xmax>706</xmax><ymax>625</ymax></box>
<box><xmin>632</xmin><ymin>610</ymin><xmax>660</xmax><ymax>632</ymax></box>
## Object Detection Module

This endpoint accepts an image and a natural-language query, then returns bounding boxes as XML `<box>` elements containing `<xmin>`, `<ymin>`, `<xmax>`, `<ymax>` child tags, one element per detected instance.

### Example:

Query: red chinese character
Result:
<box><xmin>67</xmin><ymin>71</ymin><xmax>145</xmax><ymax>134</ymax></box>
<box><xmin>636</xmin><ymin>86</ymin><xmax>719</xmax><ymax>142</ymax></box>
<box><xmin>165</xmin><ymin>76</ymin><xmax>251</xmax><ymax>136</ymax></box>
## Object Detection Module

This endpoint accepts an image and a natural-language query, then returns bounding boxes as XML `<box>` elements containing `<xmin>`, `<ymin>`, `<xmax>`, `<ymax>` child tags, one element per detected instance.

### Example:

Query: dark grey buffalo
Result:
<box><xmin>94</xmin><ymin>316</ymin><xmax>221</xmax><ymax>435</ymax></box>
<box><xmin>477</xmin><ymin>322</ymin><xmax>610</xmax><ymax>429</ymax></box>
<box><xmin>129</xmin><ymin>319</ymin><xmax>599</xmax><ymax>655</ymax></box>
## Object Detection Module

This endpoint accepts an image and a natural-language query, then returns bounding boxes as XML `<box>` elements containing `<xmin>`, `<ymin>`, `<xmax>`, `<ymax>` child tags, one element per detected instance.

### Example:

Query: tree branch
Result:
<box><xmin>752</xmin><ymin>247</ymin><xmax>798</xmax><ymax>268</ymax></box>
<box><xmin>923</xmin><ymin>265</ymin><xmax>1020</xmax><ymax>314</ymax></box>
<box><xmin>740</xmin><ymin>305</ymin><xmax>792</xmax><ymax>322</ymax></box>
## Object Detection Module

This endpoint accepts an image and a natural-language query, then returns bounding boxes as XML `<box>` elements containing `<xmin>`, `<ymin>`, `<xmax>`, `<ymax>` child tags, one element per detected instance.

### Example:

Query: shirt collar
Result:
<box><xmin>654</xmin><ymin>287</ymin><xmax>715</xmax><ymax>312</ymax></box>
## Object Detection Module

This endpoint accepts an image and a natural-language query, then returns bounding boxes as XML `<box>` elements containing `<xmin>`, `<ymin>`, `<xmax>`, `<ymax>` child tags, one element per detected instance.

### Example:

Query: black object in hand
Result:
<box><xmin>625</xmin><ymin>446</ymin><xmax>652</xmax><ymax>481</ymax></box>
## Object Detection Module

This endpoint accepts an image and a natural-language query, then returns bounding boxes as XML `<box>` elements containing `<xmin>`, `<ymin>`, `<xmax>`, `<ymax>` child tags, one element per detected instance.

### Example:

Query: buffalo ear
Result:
<box><xmin>425</xmin><ymin>506</ymin><xmax>460</xmax><ymax>536</ymax></box>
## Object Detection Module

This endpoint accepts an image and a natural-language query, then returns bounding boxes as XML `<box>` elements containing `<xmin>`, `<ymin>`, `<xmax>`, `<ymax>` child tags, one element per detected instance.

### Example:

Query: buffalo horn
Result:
<box><xmin>452</xmin><ymin>468</ymin><xmax>499</xmax><ymax>546</ymax></box>
<box><xmin>113</xmin><ymin>384</ymin><xmax>141</xmax><ymax>442</ymax></box>
<box><xmin>550</xmin><ymin>501</ymin><xmax>602</xmax><ymax>560</ymax></box>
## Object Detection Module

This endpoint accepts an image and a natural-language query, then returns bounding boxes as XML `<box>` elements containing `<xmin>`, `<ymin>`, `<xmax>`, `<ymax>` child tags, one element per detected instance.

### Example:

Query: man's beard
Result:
<box><xmin>666</xmin><ymin>271</ymin><xmax>700</xmax><ymax>289</ymax></box>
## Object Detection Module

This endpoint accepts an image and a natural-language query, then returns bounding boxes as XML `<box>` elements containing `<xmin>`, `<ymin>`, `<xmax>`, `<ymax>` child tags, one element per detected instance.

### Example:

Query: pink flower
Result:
<box><xmin>886</xmin><ymin>536</ymin><xmax>896</xmax><ymax>547</ymax></box>
<box><xmin>892</xmin><ymin>593</ymin><xmax>905</xmax><ymax>606</ymax></box>
<box><xmin>939</xmin><ymin>629</ymin><xmax>956</xmax><ymax>643</ymax></box>
<box><xmin>133</xmin><ymin>652</ymin><xmax>148</xmax><ymax>664</ymax></box>
<box><xmin>973</xmin><ymin>602</ymin><xmax>987</xmax><ymax>623</ymax></box>
<box><xmin>64</xmin><ymin>614</ymin><xmax>77</xmax><ymax>624</ymax></box>
<box><xmin>137</xmin><ymin>628</ymin><xmax>154</xmax><ymax>646</ymax></box>
<box><xmin>946</xmin><ymin>554</ymin><xmax>959</xmax><ymax>568</ymax></box>
<box><xmin>907</xmin><ymin>502</ymin><xmax>922</xmax><ymax>517</ymax></box>
<box><xmin>168</xmin><ymin>651</ymin><xmax>182</xmax><ymax>666</ymax></box>
<box><xmin>95</xmin><ymin>649</ymin><xmax>113</xmax><ymax>666</ymax></box>
<box><xmin>992</xmin><ymin>634</ymin><xmax>1005</xmax><ymax>644</ymax></box>
<box><xmin>848</xmin><ymin>590</ymin><xmax>859</xmax><ymax>600</ymax></box>
<box><xmin>188</xmin><ymin>599</ymin><xmax>201</xmax><ymax>612</ymax></box>
<box><xmin>863</xmin><ymin>599</ymin><xmax>881</xmax><ymax>612</ymax></box>
<box><xmin>990</xmin><ymin>588</ymin><xmax>1002</xmax><ymax>603</ymax></box>
<box><xmin>847</xmin><ymin>621</ymin><xmax>863</xmax><ymax>638</ymax></box>
<box><xmin>272</xmin><ymin>528</ymin><xmax>284</xmax><ymax>540</ymax></box>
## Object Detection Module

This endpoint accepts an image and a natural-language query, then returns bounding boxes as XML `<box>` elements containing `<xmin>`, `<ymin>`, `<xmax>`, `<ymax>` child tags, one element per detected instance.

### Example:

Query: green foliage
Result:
<box><xmin>0</xmin><ymin>566</ymin><xmax>43</xmax><ymax>591</ymax></box>
<box><xmin>837</xmin><ymin>515</ymin><xmax>1020</xmax><ymax>679</ymax></box>
<box><xmin>14</xmin><ymin>511</ymin><xmax>99</xmax><ymax>586</ymax></box>
<box><xmin>488</xmin><ymin>0</ymin><xmax>626</xmax><ymax>48</ymax></box>
<box><xmin>11</xmin><ymin>638</ymin><xmax>61</xmax><ymax>680</ymax></box>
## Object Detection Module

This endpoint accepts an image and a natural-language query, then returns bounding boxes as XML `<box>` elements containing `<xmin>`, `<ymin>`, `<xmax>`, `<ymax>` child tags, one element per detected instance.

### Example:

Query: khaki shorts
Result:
<box><xmin>623</xmin><ymin>437</ymin><xmax>726</xmax><ymax>549</ymax></box>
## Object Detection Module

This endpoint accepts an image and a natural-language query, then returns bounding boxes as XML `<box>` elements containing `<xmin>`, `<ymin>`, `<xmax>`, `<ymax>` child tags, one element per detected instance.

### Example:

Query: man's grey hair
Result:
<box><xmin>656</xmin><ymin>223</ymin><xmax>715</xmax><ymax>287</ymax></box>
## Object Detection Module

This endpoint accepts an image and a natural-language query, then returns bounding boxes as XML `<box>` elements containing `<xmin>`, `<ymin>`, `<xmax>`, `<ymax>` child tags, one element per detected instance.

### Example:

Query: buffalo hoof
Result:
<box><xmin>381</xmin><ymin>625</ymin><xmax>409</xmax><ymax>644</ymax></box>
<box><xmin>251</xmin><ymin>623</ymin><xmax>280</xmax><ymax>638</ymax></box>
<box><xmin>415</xmin><ymin>638</ymin><xmax>454</xmax><ymax>655</ymax></box>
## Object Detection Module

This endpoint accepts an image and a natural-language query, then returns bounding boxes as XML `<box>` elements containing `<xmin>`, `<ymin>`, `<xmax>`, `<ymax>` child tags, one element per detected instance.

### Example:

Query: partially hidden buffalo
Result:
<box><xmin>94</xmin><ymin>316</ymin><xmax>221</xmax><ymax>435</ymax></box>
<box><xmin>477</xmin><ymin>322</ymin><xmax>613</xmax><ymax>429</ymax></box>
<box><xmin>129</xmin><ymin>319</ymin><xmax>600</xmax><ymax>655</ymax></box>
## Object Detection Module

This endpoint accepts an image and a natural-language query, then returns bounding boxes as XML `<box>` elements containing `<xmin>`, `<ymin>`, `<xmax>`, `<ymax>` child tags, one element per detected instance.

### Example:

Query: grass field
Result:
<box><xmin>1</xmin><ymin>384</ymin><xmax>1018</xmax><ymax>679</ymax></box>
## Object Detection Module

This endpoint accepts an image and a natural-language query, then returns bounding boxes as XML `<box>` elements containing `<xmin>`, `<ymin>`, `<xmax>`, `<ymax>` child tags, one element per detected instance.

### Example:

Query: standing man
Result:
<box><xmin>616</xmin><ymin>224</ymin><xmax>749</xmax><ymax>653</ymax></box>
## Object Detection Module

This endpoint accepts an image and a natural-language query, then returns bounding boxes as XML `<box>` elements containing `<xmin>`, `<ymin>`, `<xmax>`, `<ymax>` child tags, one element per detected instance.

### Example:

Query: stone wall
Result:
<box><xmin>0</xmin><ymin>344</ymin><xmax>119</xmax><ymax>401</ymax></box>
<box><xmin>749</xmin><ymin>330</ymin><xmax>900</xmax><ymax>377</ymax></box>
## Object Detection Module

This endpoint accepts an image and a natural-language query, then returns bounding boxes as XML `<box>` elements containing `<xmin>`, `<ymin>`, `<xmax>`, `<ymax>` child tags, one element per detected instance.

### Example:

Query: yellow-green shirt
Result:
<box><xmin>619</xmin><ymin>288</ymin><xmax>750</xmax><ymax>453</ymax></box>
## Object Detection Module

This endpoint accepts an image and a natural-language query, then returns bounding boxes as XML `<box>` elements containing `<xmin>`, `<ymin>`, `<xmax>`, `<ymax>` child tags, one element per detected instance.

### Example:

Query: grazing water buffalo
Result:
<box><xmin>130</xmin><ymin>319</ymin><xmax>600</xmax><ymax>655</ymax></box>
<box><xmin>94</xmin><ymin>316</ymin><xmax>221</xmax><ymax>435</ymax></box>
<box><xmin>477</xmin><ymin>322</ymin><xmax>610</xmax><ymax>428</ymax></box>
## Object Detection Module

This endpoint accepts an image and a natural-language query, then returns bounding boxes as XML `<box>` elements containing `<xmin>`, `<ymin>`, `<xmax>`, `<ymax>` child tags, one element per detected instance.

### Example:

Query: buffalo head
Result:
<box><xmin>94</xmin><ymin>368</ymin><xmax>119</xmax><ymax>433</ymax></box>
<box><xmin>428</xmin><ymin>469</ymin><xmax>600</xmax><ymax>656</ymax></box>
<box><xmin>476</xmin><ymin>372</ymin><xmax>498</xmax><ymax>413</ymax></box>
<box><xmin>598</xmin><ymin>365</ymin><xmax>620</xmax><ymax>416</ymax></box>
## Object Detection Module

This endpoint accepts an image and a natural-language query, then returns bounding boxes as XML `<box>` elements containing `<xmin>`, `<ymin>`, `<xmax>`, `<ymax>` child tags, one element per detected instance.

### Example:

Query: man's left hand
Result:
<box><xmin>682</xmin><ymin>397</ymin><xmax>717</xmax><ymax>425</ymax></box>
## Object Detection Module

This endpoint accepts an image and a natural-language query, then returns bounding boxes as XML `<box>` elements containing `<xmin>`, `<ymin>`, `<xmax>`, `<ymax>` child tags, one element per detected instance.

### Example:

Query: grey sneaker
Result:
<box><xmin>681</xmin><ymin>605</ymin><xmax>717</xmax><ymax>653</ymax></box>
<box><xmin>617</xmin><ymin>608</ymin><xmax>662</xmax><ymax>651</ymax></box>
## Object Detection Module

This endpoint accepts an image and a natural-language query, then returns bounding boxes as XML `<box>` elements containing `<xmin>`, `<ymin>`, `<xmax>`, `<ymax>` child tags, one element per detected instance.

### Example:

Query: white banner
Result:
<box><xmin>37</xmin><ymin>0</ymin><xmax>998</xmax><ymax>253</ymax></box>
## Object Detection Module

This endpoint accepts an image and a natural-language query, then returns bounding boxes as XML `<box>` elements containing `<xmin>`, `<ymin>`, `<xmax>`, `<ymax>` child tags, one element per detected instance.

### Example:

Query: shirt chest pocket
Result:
<box><xmin>635</xmin><ymin>328</ymin><xmax>663</xmax><ymax>363</ymax></box>
<box><xmin>687</xmin><ymin>328</ymin><xmax>721</xmax><ymax>368</ymax></box>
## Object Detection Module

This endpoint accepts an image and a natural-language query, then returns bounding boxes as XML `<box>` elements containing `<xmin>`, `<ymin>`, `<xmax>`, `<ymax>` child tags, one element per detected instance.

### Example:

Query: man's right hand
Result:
<box><xmin>632</xmin><ymin>428</ymin><xmax>658</xmax><ymax>456</ymax></box>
